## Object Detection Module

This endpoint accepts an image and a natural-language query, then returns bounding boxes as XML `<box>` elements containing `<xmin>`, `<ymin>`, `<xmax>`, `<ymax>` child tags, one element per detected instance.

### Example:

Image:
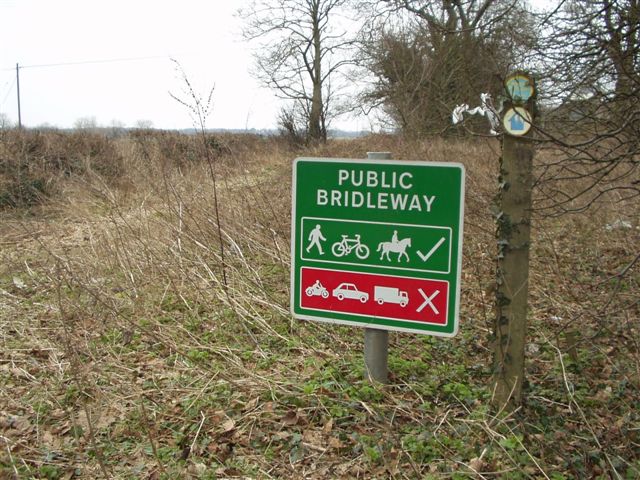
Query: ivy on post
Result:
<box><xmin>492</xmin><ymin>72</ymin><xmax>536</xmax><ymax>412</ymax></box>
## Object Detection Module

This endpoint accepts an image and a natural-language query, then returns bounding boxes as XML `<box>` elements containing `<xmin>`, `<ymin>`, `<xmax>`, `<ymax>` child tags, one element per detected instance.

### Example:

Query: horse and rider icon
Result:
<box><xmin>377</xmin><ymin>230</ymin><xmax>411</xmax><ymax>262</ymax></box>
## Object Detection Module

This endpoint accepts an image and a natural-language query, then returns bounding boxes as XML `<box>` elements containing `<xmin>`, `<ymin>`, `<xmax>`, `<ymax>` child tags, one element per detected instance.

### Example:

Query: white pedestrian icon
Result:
<box><xmin>306</xmin><ymin>224</ymin><xmax>326</xmax><ymax>255</ymax></box>
<box><xmin>377</xmin><ymin>230</ymin><xmax>412</xmax><ymax>262</ymax></box>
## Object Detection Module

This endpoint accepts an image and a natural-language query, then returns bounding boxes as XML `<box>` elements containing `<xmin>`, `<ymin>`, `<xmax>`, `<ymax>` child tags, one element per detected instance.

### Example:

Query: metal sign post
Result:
<box><xmin>364</xmin><ymin>152</ymin><xmax>391</xmax><ymax>383</ymax></box>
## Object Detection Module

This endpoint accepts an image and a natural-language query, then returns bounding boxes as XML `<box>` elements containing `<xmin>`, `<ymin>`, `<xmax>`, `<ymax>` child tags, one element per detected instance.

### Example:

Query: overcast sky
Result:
<box><xmin>0</xmin><ymin>0</ymin><xmax>306</xmax><ymax>130</ymax></box>
<box><xmin>1</xmin><ymin>0</ymin><xmax>550</xmax><ymax>131</ymax></box>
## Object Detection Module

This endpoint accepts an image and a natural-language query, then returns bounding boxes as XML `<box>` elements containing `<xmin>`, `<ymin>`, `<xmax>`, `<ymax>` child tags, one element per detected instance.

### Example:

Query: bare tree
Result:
<box><xmin>534</xmin><ymin>0</ymin><xmax>640</xmax><ymax>214</ymax></box>
<box><xmin>358</xmin><ymin>0</ymin><xmax>536</xmax><ymax>134</ymax></box>
<box><xmin>134</xmin><ymin>119</ymin><xmax>154</xmax><ymax>130</ymax></box>
<box><xmin>0</xmin><ymin>113</ymin><xmax>13</xmax><ymax>130</ymax></box>
<box><xmin>277</xmin><ymin>104</ymin><xmax>309</xmax><ymax>146</ymax></box>
<box><xmin>241</xmin><ymin>0</ymin><xmax>357</xmax><ymax>142</ymax></box>
<box><xmin>74</xmin><ymin>116</ymin><xmax>99</xmax><ymax>131</ymax></box>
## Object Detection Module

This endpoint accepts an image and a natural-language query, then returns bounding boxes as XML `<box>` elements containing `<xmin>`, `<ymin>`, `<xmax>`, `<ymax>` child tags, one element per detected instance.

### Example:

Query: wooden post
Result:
<box><xmin>364</xmin><ymin>151</ymin><xmax>391</xmax><ymax>384</ymax></box>
<box><xmin>492</xmin><ymin>73</ymin><xmax>536</xmax><ymax>411</ymax></box>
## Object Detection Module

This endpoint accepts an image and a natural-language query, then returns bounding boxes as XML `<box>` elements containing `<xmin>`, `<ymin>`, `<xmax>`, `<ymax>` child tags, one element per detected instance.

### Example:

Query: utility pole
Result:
<box><xmin>16</xmin><ymin>63</ymin><xmax>22</xmax><ymax>128</ymax></box>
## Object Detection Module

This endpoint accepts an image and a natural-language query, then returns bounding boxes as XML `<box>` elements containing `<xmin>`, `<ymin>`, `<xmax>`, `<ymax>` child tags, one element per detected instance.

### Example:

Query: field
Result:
<box><xmin>1</xmin><ymin>129</ymin><xmax>638</xmax><ymax>479</ymax></box>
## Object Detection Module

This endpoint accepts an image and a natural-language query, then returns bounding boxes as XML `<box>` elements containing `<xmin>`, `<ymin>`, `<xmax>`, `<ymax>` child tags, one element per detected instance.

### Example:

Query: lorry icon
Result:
<box><xmin>374</xmin><ymin>286</ymin><xmax>409</xmax><ymax>307</ymax></box>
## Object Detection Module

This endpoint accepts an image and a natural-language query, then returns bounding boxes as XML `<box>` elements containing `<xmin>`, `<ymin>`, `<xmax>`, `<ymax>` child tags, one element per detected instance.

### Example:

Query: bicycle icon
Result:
<box><xmin>331</xmin><ymin>234</ymin><xmax>370</xmax><ymax>260</ymax></box>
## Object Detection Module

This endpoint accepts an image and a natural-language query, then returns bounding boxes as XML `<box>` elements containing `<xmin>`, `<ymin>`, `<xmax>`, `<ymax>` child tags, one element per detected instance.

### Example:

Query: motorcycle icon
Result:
<box><xmin>305</xmin><ymin>280</ymin><xmax>329</xmax><ymax>299</ymax></box>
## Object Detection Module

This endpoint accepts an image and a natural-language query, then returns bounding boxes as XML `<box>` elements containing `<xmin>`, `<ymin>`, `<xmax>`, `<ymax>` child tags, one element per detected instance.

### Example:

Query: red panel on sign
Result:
<box><xmin>300</xmin><ymin>267</ymin><xmax>448</xmax><ymax>325</ymax></box>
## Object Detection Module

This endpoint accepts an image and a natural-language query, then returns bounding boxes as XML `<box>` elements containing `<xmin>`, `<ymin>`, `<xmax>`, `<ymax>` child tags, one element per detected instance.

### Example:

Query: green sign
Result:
<box><xmin>291</xmin><ymin>158</ymin><xmax>465</xmax><ymax>336</ymax></box>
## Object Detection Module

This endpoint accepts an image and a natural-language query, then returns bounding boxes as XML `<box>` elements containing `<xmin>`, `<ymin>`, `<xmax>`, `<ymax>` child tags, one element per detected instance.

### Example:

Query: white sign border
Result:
<box><xmin>290</xmin><ymin>157</ymin><xmax>466</xmax><ymax>338</ymax></box>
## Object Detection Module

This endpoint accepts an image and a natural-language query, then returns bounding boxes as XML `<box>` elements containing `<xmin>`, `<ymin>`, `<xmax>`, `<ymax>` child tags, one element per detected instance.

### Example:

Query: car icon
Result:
<box><xmin>332</xmin><ymin>282</ymin><xmax>369</xmax><ymax>303</ymax></box>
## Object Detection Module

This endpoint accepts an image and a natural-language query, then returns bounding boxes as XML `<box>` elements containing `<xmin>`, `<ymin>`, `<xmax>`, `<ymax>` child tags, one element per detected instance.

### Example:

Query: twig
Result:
<box><xmin>139</xmin><ymin>401</ymin><xmax>166</xmax><ymax>475</ymax></box>
<box><xmin>542</xmin><ymin>332</ymin><xmax>623</xmax><ymax>479</ymax></box>
<box><xmin>190</xmin><ymin>411</ymin><xmax>207</xmax><ymax>453</ymax></box>
<box><xmin>0</xmin><ymin>435</ymin><xmax>20</xmax><ymax>478</ymax></box>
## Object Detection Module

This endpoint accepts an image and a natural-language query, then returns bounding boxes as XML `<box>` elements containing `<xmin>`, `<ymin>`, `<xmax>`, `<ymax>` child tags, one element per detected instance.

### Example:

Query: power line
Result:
<box><xmin>1</xmin><ymin>54</ymin><xmax>171</xmax><ymax>72</ymax></box>
<box><xmin>1</xmin><ymin>77</ymin><xmax>16</xmax><ymax>107</ymax></box>
<box><xmin>1</xmin><ymin>54</ymin><xmax>179</xmax><ymax>127</ymax></box>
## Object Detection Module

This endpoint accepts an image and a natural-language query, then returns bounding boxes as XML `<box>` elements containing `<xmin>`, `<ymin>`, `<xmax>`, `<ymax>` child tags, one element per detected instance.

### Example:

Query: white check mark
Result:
<box><xmin>417</xmin><ymin>237</ymin><xmax>446</xmax><ymax>262</ymax></box>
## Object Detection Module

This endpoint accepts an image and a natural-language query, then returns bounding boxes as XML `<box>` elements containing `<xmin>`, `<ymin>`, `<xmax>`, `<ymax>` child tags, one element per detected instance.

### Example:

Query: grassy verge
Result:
<box><xmin>1</xmin><ymin>130</ymin><xmax>638</xmax><ymax>479</ymax></box>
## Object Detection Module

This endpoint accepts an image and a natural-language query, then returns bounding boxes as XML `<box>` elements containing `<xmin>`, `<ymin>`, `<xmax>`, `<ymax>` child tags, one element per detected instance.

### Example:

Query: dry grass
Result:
<box><xmin>0</xmin><ymin>130</ymin><xmax>638</xmax><ymax>479</ymax></box>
